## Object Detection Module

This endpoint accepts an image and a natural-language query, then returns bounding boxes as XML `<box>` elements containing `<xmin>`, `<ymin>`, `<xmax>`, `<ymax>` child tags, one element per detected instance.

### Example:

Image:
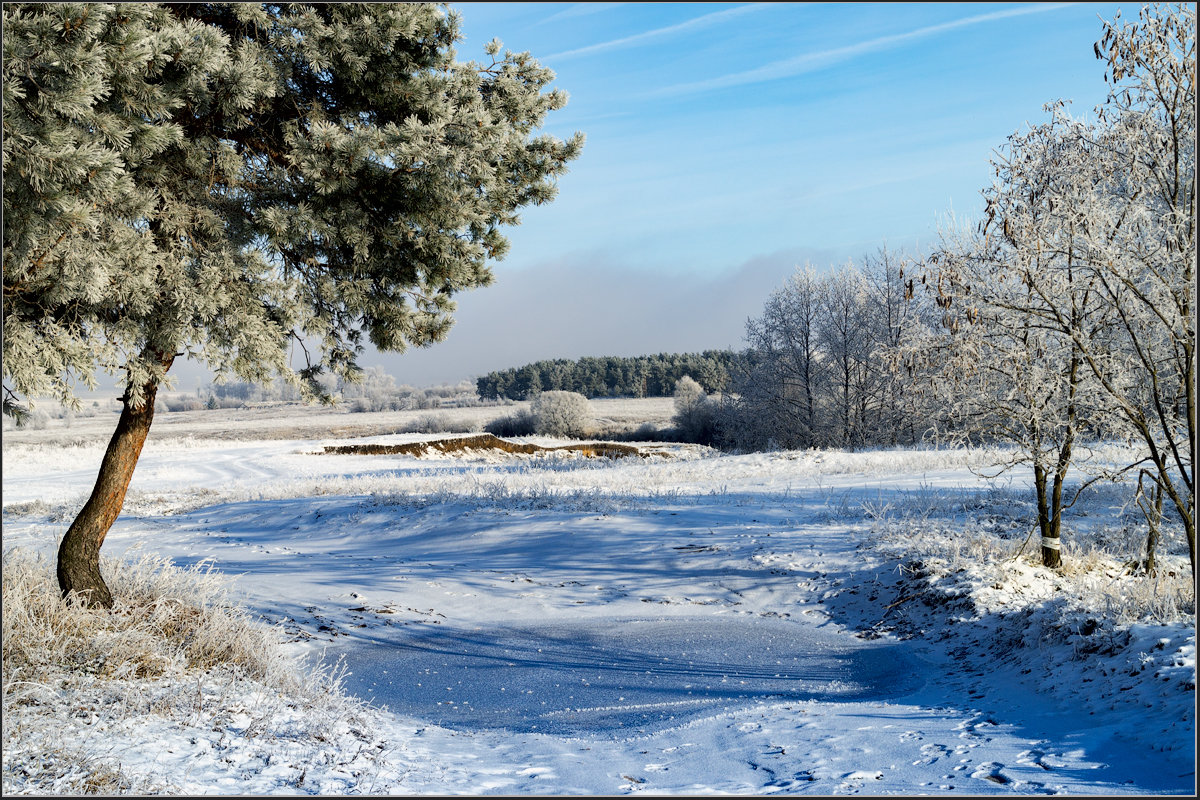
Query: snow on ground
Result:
<box><xmin>2</xmin><ymin>404</ymin><xmax>1195</xmax><ymax>794</ymax></box>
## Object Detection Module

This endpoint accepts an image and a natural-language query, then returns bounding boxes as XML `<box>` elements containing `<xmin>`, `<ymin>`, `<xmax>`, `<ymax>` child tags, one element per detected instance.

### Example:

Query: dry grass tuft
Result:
<box><xmin>2</xmin><ymin>551</ymin><xmax>291</xmax><ymax>685</ymax></box>
<box><xmin>2</xmin><ymin>549</ymin><xmax>369</xmax><ymax>795</ymax></box>
<box><xmin>324</xmin><ymin>432</ymin><xmax>647</xmax><ymax>459</ymax></box>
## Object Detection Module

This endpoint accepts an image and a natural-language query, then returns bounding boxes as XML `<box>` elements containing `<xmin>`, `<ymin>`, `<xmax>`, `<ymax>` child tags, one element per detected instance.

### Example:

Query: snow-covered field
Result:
<box><xmin>2</xmin><ymin>401</ymin><xmax>1195</xmax><ymax>795</ymax></box>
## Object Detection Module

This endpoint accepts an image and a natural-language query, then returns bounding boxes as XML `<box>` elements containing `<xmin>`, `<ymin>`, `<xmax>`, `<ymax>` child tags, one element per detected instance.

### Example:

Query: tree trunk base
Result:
<box><xmin>56</xmin><ymin>365</ymin><xmax>167</xmax><ymax>609</ymax></box>
<box><xmin>57</xmin><ymin>548</ymin><xmax>114</xmax><ymax>608</ymax></box>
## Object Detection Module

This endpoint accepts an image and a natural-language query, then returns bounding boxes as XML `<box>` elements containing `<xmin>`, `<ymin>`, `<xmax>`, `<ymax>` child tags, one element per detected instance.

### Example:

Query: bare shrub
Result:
<box><xmin>324</xmin><ymin>434</ymin><xmax>643</xmax><ymax>459</ymax></box>
<box><xmin>159</xmin><ymin>395</ymin><xmax>204</xmax><ymax>413</ymax></box>
<box><xmin>484</xmin><ymin>408</ymin><xmax>537</xmax><ymax>437</ymax></box>
<box><xmin>412</xmin><ymin>391</ymin><xmax>440</xmax><ymax>410</ymax></box>
<box><xmin>203</xmin><ymin>396</ymin><xmax>244</xmax><ymax>410</ymax></box>
<box><xmin>531</xmin><ymin>391</ymin><xmax>593</xmax><ymax>438</ymax></box>
<box><xmin>402</xmin><ymin>414</ymin><xmax>479</xmax><ymax>434</ymax></box>
<box><xmin>595</xmin><ymin>421</ymin><xmax>675</xmax><ymax>443</ymax></box>
<box><xmin>12</xmin><ymin>409</ymin><xmax>50</xmax><ymax>430</ymax></box>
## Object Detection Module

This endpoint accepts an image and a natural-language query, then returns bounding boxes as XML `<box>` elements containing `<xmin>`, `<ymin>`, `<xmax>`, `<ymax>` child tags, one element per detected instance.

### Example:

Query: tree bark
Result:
<box><xmin>1137</xmin><ymin>472</ymin><xmax>1165</xmax><ymax>575</ymax></box>
<box><xmin>57</xmin><ymin>365</ymin><xmax>169</xmax><ymax>607</ymax></box>
<box><xmin>1033</xmin><ymin>462</ymin><xmax>1063</xmax><ymax>569</ymax></box>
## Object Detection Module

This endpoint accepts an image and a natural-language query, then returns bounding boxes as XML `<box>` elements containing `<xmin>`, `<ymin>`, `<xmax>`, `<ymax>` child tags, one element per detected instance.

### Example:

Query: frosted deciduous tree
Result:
<box><xmin>1076</xmin><ymin>4</ymin><xmax>1194</xmax><ymax>574</ymax></box>
<box><xmin>731</xmin><ymin>257</ymin><xmax>929</xmax><ymax>452</ymax></box>
<box><xmin>975</xmin><ymin>4</ymin><xmax>1193</xmax><ymax>574</ymax></box>
<box><xmin>920</xmin><ymin>3</ymin><xmax>1195</xmax><ymax>573</ymax></box>
<box><xmin>736</xmin><ymin>263</ymin><xmax>829</xmax><ymax>449</ymax></box>
<box><xmin>819</xmin><ymin>263</ymin><xmax>873</xmax><ymax>449</ymax></box>
<box><xmin>862</xmin><ymin>246</ymin><xmax>925</xmax><ymax>445</ymax></box>
<box><xmin>921</xmin><ymin>188</ymin><xmax>1105</xmax><ymax>569</ymax></box>
<box><xmin>2</xmin><ymin>2</ymin><xmax>583</xmax><ymax>606</ymax></box>
<box><xmin>672</xmin><ymin>374</ymin><xmax>716</xmax><ymax>443</ymax></box>
<box><xmin>672</xmin><ymin>375</ymin><xmax>705</xmax><ymax>417</ymax></box>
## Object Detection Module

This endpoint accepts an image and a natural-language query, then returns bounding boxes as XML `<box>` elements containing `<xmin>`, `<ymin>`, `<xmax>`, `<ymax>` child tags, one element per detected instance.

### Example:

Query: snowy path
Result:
<box><xmin>2</xmin><ymin>433</ymin><xmax>1192</xmax><ymax>794</ymax></box>
<box><xmin>335</xmin><ymin>616</ymin><xmax>925</xmax><ymax>736</ymax></box>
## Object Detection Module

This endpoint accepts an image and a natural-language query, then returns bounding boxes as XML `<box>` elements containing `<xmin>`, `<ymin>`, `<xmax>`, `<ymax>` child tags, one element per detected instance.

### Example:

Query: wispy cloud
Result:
<box><xmin>539</xmin><ymin>3</ymin><xmax>627</xmax><ymax>26</ymax></box>
<box><xmin>647</xmin><ymin>3</ymin><xmax>1074</xmax><ymax>97</ymax></box>
<box><xmin>543</xmin><ymin>3</ymin><xmax>775</xmax><ymax>61</ymax></box>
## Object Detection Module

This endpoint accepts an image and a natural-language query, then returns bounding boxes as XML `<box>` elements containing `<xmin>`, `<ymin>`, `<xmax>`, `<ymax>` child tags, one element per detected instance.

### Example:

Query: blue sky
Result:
<box><xmin>453</xmin><ymin>2</ymin><xmax>1119</xmax><ymax>270</ymax></box>
<box><xmin>175</xmin><ymin>2</ymin><xmax>1126</xmax><ymax>392</ymax></box>
<box><xmin>366</xmin><ymin>1</ymin><xmax>1126</xmax><ymax>387</ymax></box>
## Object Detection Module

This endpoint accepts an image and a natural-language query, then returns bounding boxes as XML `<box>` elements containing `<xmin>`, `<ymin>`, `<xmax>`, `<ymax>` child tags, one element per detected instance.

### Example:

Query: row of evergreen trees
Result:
<box><xmin>476</xmin><ymin>351</ymin><xmax>738</xmax><ymax>400</ymax></box>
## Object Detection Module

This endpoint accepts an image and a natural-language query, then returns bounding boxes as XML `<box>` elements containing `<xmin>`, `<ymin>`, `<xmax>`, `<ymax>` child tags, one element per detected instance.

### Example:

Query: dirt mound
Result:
<box><xmin>323</xmin><ymin>433</ymin><xmax>646</xmax><ymax>459</ymax></box>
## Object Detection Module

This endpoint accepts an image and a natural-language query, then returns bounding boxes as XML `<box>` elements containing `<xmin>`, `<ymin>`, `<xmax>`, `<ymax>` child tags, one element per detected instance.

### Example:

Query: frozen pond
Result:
<box><xmin>336</xmin><ymin>616</ymin><xmax>927</xmax><ymax>736</ymax></box>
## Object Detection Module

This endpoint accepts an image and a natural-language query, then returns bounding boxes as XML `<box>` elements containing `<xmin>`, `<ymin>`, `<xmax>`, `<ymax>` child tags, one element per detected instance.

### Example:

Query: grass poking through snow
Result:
<box><xmin>2</xmin><ymin>549</ymin><xmax>383</xmax><ymax>795</ymax></box>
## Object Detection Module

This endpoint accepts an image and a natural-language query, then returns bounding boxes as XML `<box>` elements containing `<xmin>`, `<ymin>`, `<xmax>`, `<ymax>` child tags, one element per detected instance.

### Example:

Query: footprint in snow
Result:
<box><xmin>838</xmin><ymin>769</ymin><xmax>884</xmax><ymax>790</ymax></box>
<box><xmin>766</xmin><ymin>769</ymin><xmax>816</xmax><ymax>787</ymax></box>
<box><xmin>957</xmin><ymin>715</ymin><xmax>999</xmax><ymax>741</ymax></box>
<box><xmin>970</xmin><ymin>762</ymin><xmax>1012</xmax><ymax>785</ymax></box>
<box><xmin>913</xmin><ymin>743</ymin><xmax>949</xmax><ymax>766</ymax></box>
<box><xmin>1018</xmin><ymin>748</ymin><xmax>1067</xmax><ymax>771</ymax></box>
<box><xmin>619</xmin><ymin>774</ymin><xmax>647</xmax><ymax>791</ymax></box>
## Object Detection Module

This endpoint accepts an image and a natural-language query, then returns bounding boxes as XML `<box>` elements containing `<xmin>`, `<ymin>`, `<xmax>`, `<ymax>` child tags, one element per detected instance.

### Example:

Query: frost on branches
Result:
<box><xmin>2</xmin><ymin>2</ymin><xmax>583</xmax><ymax>605</ymax></box>
<box><xmin>918</xmin><ymin>3</ymin><xmax>1194</xmax><ymax>574</ymax></box>
<box><xmin>732</xmin><ymin>249</ymin><xmax>928</xmax><ymax>452</ymax></box>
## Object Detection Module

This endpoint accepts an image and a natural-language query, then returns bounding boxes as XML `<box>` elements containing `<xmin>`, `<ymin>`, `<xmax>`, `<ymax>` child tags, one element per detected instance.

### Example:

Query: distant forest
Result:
<box><xmin>476</xmin><ymin>351</ymin><xmax>738</xmax><ymax>400</ymax></box>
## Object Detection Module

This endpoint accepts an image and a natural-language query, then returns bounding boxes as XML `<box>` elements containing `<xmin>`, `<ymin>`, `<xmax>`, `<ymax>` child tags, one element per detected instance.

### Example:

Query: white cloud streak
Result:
<box><xmin>648</xmin><ymin>3</ymin><xmax>1075</xmax><ymax>97</ymax></box>
<box><xmin>539</xmin><ymin>3</ymin><xmax>627</xmax><ymax>26</ymax></box>
<box><xmin>543</xmin><ymin>3</ymin><xmax>775</xmax><ymax>61</ymax></box>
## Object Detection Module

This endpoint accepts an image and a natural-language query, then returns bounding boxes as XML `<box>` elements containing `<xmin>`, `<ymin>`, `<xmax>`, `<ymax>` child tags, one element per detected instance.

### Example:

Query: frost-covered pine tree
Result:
<box><xmin>3</xmin><ymin>2</ymin><xmax>583</xmax><ymax>606</ymax></box>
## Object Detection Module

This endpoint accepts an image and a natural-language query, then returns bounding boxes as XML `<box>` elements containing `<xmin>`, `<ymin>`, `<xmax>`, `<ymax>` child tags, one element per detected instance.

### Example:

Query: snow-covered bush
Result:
<box><xmin>673</xmin><ymin>375</ymin><xmax>704</xmax><ymax>415</ymax></box>
<box><xmin>673</xmin><ymin>376</ymin><xmax>719</xmax><ymax>444</ymax></box>
<box><xmin>205</xmin><ymin>396</ymin><xmax>244</xmax><ymax>410</ymax></box>
<box><xmin>18</xmin><ymin>409</ymin><xmax>51</xmax><ymax>430</ymax></box>
<box><xmin>343</xmin><ymin>376</ymin><xmax>483</xmax><ymax>413</ymax></box>
<box><xmin>531</xmin><ymin>391</ymin><xmax>593</xmax><ymax>438</ymax></box>
<box><xmin>158</xmin><ymin>395</ymin><xmax>204</xmax><ymax>413</ymax></box>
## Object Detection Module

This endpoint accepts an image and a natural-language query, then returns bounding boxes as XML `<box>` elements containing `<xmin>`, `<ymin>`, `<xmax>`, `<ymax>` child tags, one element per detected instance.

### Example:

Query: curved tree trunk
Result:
<box><xmin>57</xmin><ymin>367</ymin><xmax>168</xmax><ymax>607</ymax></box>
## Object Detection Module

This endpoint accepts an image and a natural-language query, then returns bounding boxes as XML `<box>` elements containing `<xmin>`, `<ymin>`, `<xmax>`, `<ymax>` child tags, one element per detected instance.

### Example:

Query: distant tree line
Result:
<box><xmin>476</xmin><ymin>351</ymin><xmax>738</xmax><ymax>400</ymax></box>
